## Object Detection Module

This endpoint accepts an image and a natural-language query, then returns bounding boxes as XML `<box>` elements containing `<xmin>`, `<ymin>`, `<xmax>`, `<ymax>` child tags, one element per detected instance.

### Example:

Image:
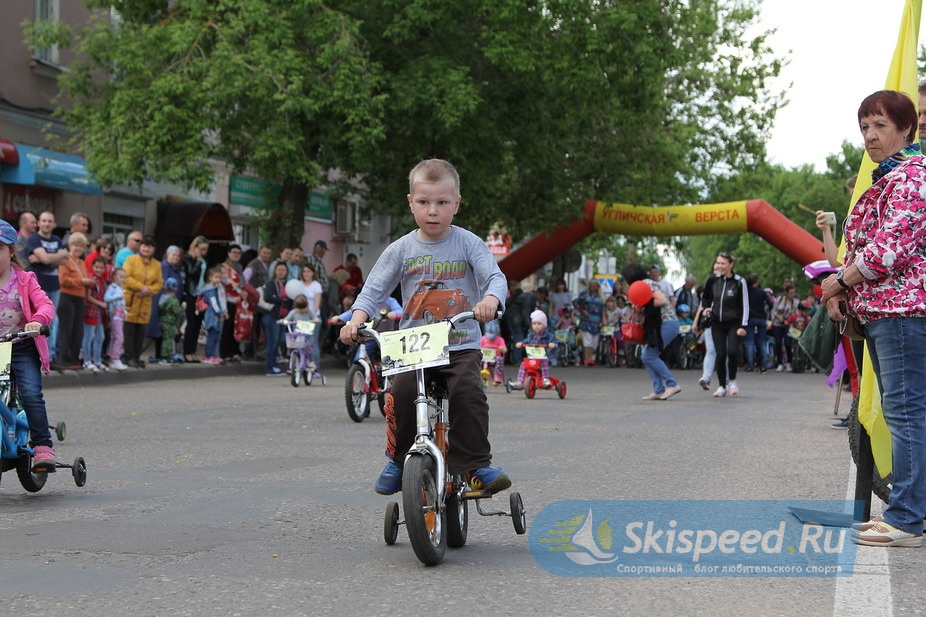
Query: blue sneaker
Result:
<box><xmin>375</xmin><ymin>460</ymin><xmax>403</xmax><ymax>495</ymax></box>
<box><xmin>467</xmin><ymin>465</ymin><xmax>512</xmax><ymax>494</ymax></box>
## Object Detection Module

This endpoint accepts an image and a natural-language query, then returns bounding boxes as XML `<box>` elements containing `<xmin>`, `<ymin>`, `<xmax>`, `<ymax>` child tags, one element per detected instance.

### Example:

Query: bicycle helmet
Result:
<box><xmin>677</xmin><ymin>303</ymin><xmax>690</xmax><ymax>314</ymax></box>
<box><xmin>562</xmin><ymin>303</ymin><xmax>574</xmax><ymax>313</ymax></box>
<box><xmin>484</xmin><ymin>320</ymin><xmax>501</xmax><ymax>340</ymax></box>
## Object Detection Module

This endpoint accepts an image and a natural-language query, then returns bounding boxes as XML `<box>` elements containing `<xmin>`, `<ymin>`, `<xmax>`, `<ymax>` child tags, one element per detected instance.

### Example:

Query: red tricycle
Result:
<box><xmin>505</xmin><ymin>344</ymin><xmax>566</xmax><ymax>399</ymax></box>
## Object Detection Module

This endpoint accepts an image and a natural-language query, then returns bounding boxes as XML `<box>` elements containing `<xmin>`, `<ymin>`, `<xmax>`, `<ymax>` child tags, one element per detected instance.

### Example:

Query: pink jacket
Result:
<box><xmin>13</xmin><ymin>267</ymin><xmax>55</xmax><ymax>374</ymax></box>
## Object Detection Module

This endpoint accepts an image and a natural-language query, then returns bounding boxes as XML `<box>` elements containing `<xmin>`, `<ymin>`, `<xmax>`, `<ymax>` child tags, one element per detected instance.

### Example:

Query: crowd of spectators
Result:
<box><xmin>18</xmin><ymin>210</ymin><xmax>356</xmax><ymax>375</ymax></box>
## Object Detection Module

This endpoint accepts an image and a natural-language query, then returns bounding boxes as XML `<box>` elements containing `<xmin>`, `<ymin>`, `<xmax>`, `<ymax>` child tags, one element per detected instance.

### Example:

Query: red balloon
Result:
<box><xmin>627</xmin><ymin>281</ymin><xmax>653</xmax><ymax>306</ymax></box>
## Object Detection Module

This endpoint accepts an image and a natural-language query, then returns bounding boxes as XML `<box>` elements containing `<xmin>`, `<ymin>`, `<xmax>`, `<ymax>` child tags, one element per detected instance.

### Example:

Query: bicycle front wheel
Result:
<box><xmin>402</xmin><ymin>454</ymin><xmax>446</xmax><ymax>565</ymax></box>
<box><xmin>289</xmin><ymin>352</ymin><xmax>300</xmax><ymax>387</ymax></box>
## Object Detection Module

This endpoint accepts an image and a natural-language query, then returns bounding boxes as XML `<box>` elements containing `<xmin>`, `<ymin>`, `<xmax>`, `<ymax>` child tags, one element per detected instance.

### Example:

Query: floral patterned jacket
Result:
<box><xmin>845</xmin><ymin>155</ymin><xmax>926</xmax><ymax>323</ymax></box>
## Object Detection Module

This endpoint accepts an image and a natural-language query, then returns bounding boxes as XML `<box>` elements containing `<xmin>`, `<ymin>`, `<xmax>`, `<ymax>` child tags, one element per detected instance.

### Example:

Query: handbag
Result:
<box><xmin>838</xmin><ymin>315</ymin><xmax>865</xmax><ymax>341</ymax></box>
<box><xmin>620</xmin><ymin>308</ymin><xmax>646</xmax><ymax>345</ymax></box>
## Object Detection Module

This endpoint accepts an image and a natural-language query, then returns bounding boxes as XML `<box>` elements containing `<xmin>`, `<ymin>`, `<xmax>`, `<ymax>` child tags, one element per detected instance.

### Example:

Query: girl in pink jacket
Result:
<box><xmin>0</xmin><ymin>220</ymin><xmax>56</xmax><ymax>467</ymax></box>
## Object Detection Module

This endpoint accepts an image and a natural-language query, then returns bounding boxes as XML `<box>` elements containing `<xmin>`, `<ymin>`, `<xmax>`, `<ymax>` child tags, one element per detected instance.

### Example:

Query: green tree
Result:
<box><xmin>343</xmin><ymin>0</ymin><xmax>784</xmax><ymax>239</ymax></box>
<box><xmin>685</xmin><ymin>142</ymin><xmax>864</xmax><ymax>294</ymax></box>
<box><xmin>35</xmin><ymin>0</ymin><xmax>783</xmax><ymax>252</ymax></box>
<box><xmin>38</xmin><ymin>0</ymin><xmax>384</xmax><ymax>250</ymax></box>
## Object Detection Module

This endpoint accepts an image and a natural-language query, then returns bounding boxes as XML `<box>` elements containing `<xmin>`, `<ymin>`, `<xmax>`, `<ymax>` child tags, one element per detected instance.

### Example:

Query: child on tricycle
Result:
<box><xmin>508</xmin><ymin>310</ymin><xmax>566</xmax><ymax>398</ymax></box>
<box><xmin>480</xmin><ymin>319</ymin><xmax>507</xmax><ymax>386</ymax></box>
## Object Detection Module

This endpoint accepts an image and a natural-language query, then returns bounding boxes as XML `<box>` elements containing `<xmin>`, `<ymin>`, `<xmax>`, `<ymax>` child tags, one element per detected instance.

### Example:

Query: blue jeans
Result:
<box><xmin>700</xmin><ymin>327</ymin><xmax>716</xmax><ymax>383</ymax></box>
<box><xmin>46</xmin><ymin>290</ymin><xmax>60</xmax><ymax>361</ymax></box>
<box><xmin>642</xmin><ymin>320</ymin><xmax>679</xmax><ymax>395</ymax></box>
<box><xmin>12</xmin><ymin>340</ymin><xmax>52</xmax><ymax>448</ymax></box>
<box><xmin>204</xmin><ymin>326</ymin><xmax>221</xmax><ymax>359</ymax></box>
<box><xmin>81</xmin><ymin>321</ymin><xmax>104</xmax><ymax>365</ymax></box>
<box><xmin>743</xmin><ymin>317</ymin><xmax>768</xmax><ymax>371</ymax></box>
<box><xmin>865</xmin><ymin>317</ymin><xmax>926</xmax><ymax>535</ymax></box>
<box><xmin>262</xmin><ymin>313</ymin><xmax>282</xmax><ymax>373</ymax></box>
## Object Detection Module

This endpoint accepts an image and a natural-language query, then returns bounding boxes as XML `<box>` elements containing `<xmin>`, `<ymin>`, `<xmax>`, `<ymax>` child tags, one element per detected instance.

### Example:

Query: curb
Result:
<box><xmin>42</xmin><ymin>360</ymin><xmax>267</xmax><ymax>389</ymax></box>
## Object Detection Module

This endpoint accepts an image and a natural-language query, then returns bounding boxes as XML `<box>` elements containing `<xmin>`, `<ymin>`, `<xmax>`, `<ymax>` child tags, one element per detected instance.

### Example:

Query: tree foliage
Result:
<box><xmin>48</xmin><ymin>0</ymin><xmax>385</xmax><ymax>249</ymax></box>
<box><xmin>683</xmin><ymin>142</ymin><xmax>864</xmax><ymax>295</ymax></box>
<box><xmin>38</xmin><ymin>0</ymin><xmax>784</xmax><ymax>250</ymax></box>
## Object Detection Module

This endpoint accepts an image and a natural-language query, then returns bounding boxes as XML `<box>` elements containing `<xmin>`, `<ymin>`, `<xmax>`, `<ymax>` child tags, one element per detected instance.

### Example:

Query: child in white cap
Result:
<box><xmin>514</xmin><ymin>309</ymin><xmax>557</xmax><ymax>387</ymax></box>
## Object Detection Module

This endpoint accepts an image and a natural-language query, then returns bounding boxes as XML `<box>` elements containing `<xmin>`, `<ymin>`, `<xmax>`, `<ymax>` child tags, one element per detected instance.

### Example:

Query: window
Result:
<box><xmin>33</xmin><ymin>0</ymin><xmax>60</xmax><ymax>65</ymax></box>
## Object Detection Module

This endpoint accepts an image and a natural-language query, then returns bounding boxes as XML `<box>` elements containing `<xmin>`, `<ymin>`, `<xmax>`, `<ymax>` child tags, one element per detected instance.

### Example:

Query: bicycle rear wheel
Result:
<box><xmin>402</xmin><ymin>454</ymin><xmax>446</xmax><ymax>565</ymax></box>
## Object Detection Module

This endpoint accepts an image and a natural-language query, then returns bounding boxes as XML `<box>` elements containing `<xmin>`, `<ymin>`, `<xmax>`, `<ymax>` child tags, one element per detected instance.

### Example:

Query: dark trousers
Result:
<box><xmin>123</xmin><ymin>321</ymin><xmax>147</xmax><ymax>362</ymax></box>
<box><xmin>712</xmin><ymin>321</ymin><xmax>741</xmax><ymax>387</ymax></box>
<box><xmin>57</xmin><ymin>293</ymin><xmax>85</xmax><ymax>365</ymax></box>
<box><xmin>219</xmin><ymin>302</ymin><xmax>240</xmax><ymax>359</ymax></box>
<box><xmin>182</xmin><ymin>296</ymin><xmax>203</xmax><ymax>356</ymax></box>
<box><xmin>385</xmin><ymin>350</ymin><xmax>492</xmax><ymax>474</ymax></box>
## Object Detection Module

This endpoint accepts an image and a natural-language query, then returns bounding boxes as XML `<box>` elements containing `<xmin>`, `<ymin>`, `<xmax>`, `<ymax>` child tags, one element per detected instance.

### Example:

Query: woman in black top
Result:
<box><xmin>700</xmin><ymin>252</ymin><xmax>748</xmax><ymax>397</ymax></box>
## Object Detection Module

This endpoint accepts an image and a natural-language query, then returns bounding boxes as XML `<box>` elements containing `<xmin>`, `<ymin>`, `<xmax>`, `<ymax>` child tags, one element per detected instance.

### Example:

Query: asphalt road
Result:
<box><xmin>1</xmin><ymin>361</ymin><xmax>920</xmax><ymax>616</ymax></box>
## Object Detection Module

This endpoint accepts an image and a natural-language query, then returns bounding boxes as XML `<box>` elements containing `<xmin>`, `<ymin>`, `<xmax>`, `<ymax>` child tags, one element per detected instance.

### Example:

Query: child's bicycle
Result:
<box><xmin>345</xmin><ymin>311</ymin><xmax>391</xmax><ymax>423</ymax></box>
<box><xmin>283</xmin><ymin>321</ymin><xmax>326</xmax><ymax>387</ymax></box>
<box><xmin>480</xmin><ymin>347</ymin><xmax>505</xmax><ymax>388</ymax></box>
<box><xmin>506</xmin><ymin>344</ymin><xmax>567</xmax><ymax>399</ymax></box>
<box><xmin>595</xmin><ymin>325</ymin><xmax>620</xmax><ymax>367</ymax></box>
<box><xmin>553</xmin><ymin>328</ymin><xmax>581</xmax><ymax>367</ymax></box>
<box><xmin>0</xmin><ymin>327</ymin><xmax>87</xmax><ymax>491</ymax></box>
<box><xmin>358</xmin><ymin>310</ymin><xmax>526</xmax><ymax>566</ymax></box>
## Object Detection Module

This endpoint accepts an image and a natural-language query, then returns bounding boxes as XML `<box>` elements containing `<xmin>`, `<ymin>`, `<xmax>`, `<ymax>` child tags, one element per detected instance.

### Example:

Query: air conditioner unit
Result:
<box><xmin>335</xmin><ymin>202</ymin><xmax>354</xmax><ymax>236</ymax></box>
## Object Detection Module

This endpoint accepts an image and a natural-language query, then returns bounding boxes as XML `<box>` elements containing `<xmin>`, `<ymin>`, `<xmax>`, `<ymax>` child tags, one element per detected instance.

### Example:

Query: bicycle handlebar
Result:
<box><xmin>357</xmin><ymin>310</ymin><xmax>504</xmax><ymax>345</ymax></box>
<box><xmin>0</xmin><ymin>326</ymin><xmax>50</xmax><ymax>343</ymax></box>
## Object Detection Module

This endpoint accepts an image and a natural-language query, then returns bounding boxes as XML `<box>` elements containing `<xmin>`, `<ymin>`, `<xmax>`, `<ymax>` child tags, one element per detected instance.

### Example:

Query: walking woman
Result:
<box><xmin>700</xmin><ymin>252</ymin><xmax>748</xmax><ymax>397</ymax></box>
<box><xmin>621</xmin><ymin>263</ymin><xmax>682</xmax><ymax>400</ymax></box>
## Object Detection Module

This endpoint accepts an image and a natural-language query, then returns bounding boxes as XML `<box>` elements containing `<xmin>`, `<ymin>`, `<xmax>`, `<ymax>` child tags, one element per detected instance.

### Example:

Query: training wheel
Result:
<box><xmin>557</xmin><ymin>381</ymin><xmax>567</xmax><ymax>399</ymax></box>
<box><xmin>54</xmin><ymin>421</ymin><xmax>66</xmax><ymax>441</ymax></box>
<box><xmin>384</xmin><ymin>501</ymin><xmax>400</xmax><ymax>545</ymax></box>
<box><xmin>72</xmin><ymin>457</ymin><xmax>87</xmax><ymax>487</ymax></box>
<box><xmin>320</xmin><ymin>374</ymin><xmax>327</xmax><ymax>386</ymax></box>
<box><xmin>505</xmin><ymin>380</ymin><xmax>512</xmax><ymax>394</ymax></box>
<box><xmin>510</xmin><ymin>491</ymin><xmax>526</xmax><ymax>535</ymax></box>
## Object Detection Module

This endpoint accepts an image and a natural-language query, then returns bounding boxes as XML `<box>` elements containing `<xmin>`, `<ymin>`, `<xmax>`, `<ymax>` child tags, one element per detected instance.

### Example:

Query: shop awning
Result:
<box><xmin>155</xmin><ymin>199</ymin><xmax>235</xmax><ymax>247</ymax></box>
<box><xmin>0</xmin><ymin>142</ymin><xmax>100</xmax><ymax>195</ymax></box>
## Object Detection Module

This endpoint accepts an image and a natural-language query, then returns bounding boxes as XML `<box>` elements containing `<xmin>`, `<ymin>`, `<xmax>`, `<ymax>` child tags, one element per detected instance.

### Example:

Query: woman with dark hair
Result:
<box><xmin>621</xmin><ymin>262</ymin><xmax>681</xmax><ymax>400</ymax></box>
<box><xmin>822</xmin><ymin>90</ymin><xmax>926</xmax><ymax>547</ymax></box>
<box><xmin>700</xmin><ymin>252</ymin><xmax>748</xmax><ymax>397</ymax></box>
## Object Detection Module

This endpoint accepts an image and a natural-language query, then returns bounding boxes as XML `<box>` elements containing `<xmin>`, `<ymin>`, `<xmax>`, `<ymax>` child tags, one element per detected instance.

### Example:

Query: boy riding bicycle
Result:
<box><xmin>339</xmin><ymin>159</ymin><xmax>510</xmax><ymax>496</ymax></box>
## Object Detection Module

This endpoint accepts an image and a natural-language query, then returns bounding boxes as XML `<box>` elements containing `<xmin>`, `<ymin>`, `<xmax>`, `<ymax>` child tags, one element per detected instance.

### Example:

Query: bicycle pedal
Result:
<box><xmin>462</xmin><ymin>489</ymin><xmax>492</xmax><ymax>499</ymax></box>
<box><xmin>32</xmin><ymin>464</ymin><xmax>56</xmax><ymax>473</ymax></box>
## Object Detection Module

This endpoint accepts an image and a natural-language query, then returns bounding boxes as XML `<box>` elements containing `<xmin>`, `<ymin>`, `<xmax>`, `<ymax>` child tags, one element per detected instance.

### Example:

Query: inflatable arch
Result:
<box><xmin>498</xmin><ymin>199</ymin><xmax>825</xmax><ymax>282</ymax></box>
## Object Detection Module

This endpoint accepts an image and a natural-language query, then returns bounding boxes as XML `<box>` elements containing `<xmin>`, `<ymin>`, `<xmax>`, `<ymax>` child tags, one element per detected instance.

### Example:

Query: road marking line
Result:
<box><xmin>834</xmin><ymin>460</ymin><xmax>891</xmax><ymax>617</ymax></box>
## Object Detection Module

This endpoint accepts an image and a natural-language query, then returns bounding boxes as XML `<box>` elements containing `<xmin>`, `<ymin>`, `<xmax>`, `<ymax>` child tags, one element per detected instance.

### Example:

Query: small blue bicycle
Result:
<box><xmin>0</xmin><ymin>328</ymin><xmax>86</xmax><ymax>492</ymax></box>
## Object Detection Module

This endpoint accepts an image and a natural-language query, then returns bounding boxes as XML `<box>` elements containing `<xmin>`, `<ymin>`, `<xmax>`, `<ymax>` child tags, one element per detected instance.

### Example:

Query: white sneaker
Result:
<box><xmin>728</xmin><ymin>380</ymin><xmax>739</xmax><ymax>396</ymax></box>
<box><xmin>785</xmin><ymin>363</ymin><xmax>792</xmax><ymax>373</ymax></box>
<box><xmin>110</xmin><ymin>359</ymin><xmax>129</xmax><ymax>371</ymax></box>
<box><xmin>95</xmin><ymin>362</ymin><xmax>109</xmax><ymax>372</ymax></box>
<box><xmin>83</xmin><ymin>361</ymin><xmax>100</xmax><ymax>373</ymax></box>
<box><xmin>542</xmin><ymin>379</ymin><xmax>552</xmax><ymax>388</ymax></box>
<box><xmin>776</xmin><ymin>364</ymin><xmax>784</xmax><ymax>372</ymax></box>
<box><xmin>713</xmin><ymin>386</ymin><xmax>727</xmax><ymax>398</ymax></box>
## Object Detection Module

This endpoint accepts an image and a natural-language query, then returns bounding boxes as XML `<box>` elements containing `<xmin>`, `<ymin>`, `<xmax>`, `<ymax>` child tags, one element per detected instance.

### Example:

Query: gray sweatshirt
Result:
<box><xmin>352</xmin><ymin>226</ymin><xmax>507</xmax><ymax>351</ymax></box>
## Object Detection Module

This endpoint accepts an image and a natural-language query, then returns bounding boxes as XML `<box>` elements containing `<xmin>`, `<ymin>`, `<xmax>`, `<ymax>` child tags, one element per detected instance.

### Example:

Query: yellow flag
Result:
<box><xmin>843</xmin><ymin>0</ymin><xmax>922</xmax><ymax>477</ymax></box>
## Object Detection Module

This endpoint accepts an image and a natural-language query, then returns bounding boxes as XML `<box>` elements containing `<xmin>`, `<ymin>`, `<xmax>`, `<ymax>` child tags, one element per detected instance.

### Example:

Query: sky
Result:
<box><xmin>759</xmin><ymin>0</ymin><xmax>919</xmax><ymax>170</ymax></box>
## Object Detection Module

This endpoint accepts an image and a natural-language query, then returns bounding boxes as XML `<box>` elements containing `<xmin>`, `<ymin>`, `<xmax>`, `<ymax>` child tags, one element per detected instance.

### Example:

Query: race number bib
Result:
<box><xmin>524</xmin><ymin>345</ymin><xmax>548</xmax><ymax>359</ymax></box>
<box><xmin>481</xmin><ymin>347</ymin><xmax>497</xmax><ymax>363</ymax></box>
<box><xmin>0</xmin><ymin>342</ymin><xmax>10</xmax><ymax>374</ymax></box>
<box><xmin>380</xmin><ymin>322</ymin><xmax>451</xmax><ymax>376</ymax></box>
<box><xmin>296</xmin><ymin>321</ymin><xmax>316</xmax><ymax>335</ymax></box>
